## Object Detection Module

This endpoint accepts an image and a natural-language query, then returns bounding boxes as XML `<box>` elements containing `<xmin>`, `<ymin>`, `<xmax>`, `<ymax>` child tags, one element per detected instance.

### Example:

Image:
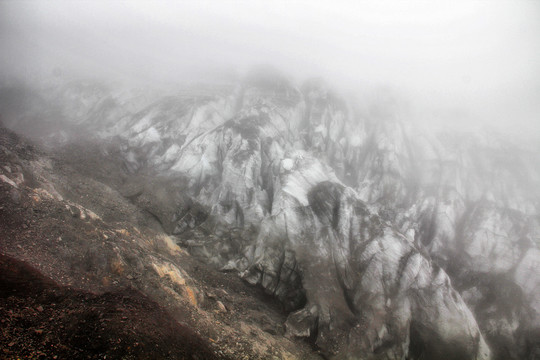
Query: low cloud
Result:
<box><xmin>1</xmin><ymin>0</ymin><xmax>539</xmax><ymax>137</ymax></box>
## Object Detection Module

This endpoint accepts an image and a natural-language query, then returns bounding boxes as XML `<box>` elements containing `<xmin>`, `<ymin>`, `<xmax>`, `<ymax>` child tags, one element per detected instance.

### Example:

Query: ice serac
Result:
<box><xmin>294</xmin><ymin>81</ymin><xmax>540</xmax><ymax>359</ymax></box>
<box><xmin>362</xmin><ymin>131</ymin><xmax>540</xmax><ymax>359</ymax></box>
<box><xmin>245</xmin><ymin>167</ymin><xmax>490</xmax><ymax>358</ymax></box>
<box><xmin>164</xmin><ymin>76</ymin><xmax>492</xmax><ymax>358</ymax></box>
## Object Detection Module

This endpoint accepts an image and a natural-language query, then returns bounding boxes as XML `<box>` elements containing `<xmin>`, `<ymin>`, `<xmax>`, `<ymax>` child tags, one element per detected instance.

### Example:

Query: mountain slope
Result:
<box><xmin>1</xmin><ymin>72</ymin><xmax>539</xmax><ymax>359</ymax></box>
<box><xmin>0</xmin><ymin>125</ymin><xmax>321</xmax><ymax>360</ymax></box>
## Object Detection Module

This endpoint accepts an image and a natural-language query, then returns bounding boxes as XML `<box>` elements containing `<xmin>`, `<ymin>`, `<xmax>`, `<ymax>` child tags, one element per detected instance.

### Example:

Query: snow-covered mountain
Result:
<box><xmin>1</xmin><ymin>70</ymin><xmax>539</xmax><ymax>359</ymax></box>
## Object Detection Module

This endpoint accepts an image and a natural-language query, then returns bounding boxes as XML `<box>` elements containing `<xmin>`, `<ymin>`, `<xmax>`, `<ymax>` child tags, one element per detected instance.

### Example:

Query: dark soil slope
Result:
<box><xmin>0</xmin><ymin>253</ymin><xmax>220</xmax><ymax>360</ymax></box>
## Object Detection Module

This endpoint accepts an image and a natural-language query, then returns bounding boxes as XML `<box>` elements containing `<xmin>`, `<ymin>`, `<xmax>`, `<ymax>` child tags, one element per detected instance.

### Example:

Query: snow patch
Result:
<box><xmin>281</xmin><ymin>158</ymin><xmax>294</xmax><ymax>172</ymax></box>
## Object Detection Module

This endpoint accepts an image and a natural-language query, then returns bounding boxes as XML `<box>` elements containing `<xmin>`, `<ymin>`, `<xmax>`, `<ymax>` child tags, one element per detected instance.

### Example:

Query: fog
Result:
<box><xmin>1</xmin><ymin>0</ymin><xmax>539</xmax><ymax>137</ymax></box>
<box><xmin>1</xmin><ymin>4</ymin><xmax>540</xmax><ymax>359</ymax></box>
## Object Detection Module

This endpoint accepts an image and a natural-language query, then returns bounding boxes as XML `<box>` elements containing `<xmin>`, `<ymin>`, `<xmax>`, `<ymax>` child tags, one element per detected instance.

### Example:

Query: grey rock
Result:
<box><xmin>9</xmin><ymin>188</ymin><xmax>21</xmax><ymax>204</ymax></box>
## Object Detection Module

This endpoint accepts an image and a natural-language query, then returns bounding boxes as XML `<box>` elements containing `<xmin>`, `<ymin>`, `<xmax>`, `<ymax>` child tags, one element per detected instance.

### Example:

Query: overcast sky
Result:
<box><xmin>1</xmin><ymin>0</ymin><xmax>539</xmax><ymax>136</ymax></box>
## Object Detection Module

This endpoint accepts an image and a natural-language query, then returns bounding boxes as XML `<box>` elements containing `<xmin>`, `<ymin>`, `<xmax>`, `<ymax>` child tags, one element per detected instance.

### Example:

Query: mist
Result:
<box><xmin>2</xmin><ymin>2</ymin><xmax>540</xmax><ymax>359</ymax></box>
<box><xmin>1</xmin><ymin>0</ymin><xmax>540</xmax><ymax>137</ymax></box>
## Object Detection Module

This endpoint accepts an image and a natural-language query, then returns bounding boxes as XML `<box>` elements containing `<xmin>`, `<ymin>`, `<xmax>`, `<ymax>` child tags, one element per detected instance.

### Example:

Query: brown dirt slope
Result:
<box><xmin>0</xmin><ymin>253</ymin><xmax>219</xmax><ymax>360</ymax></box>
<box><xmin>0</xmin><ymin>125</ymin><xmax>321</xmax><ymax>359</ymax></box>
